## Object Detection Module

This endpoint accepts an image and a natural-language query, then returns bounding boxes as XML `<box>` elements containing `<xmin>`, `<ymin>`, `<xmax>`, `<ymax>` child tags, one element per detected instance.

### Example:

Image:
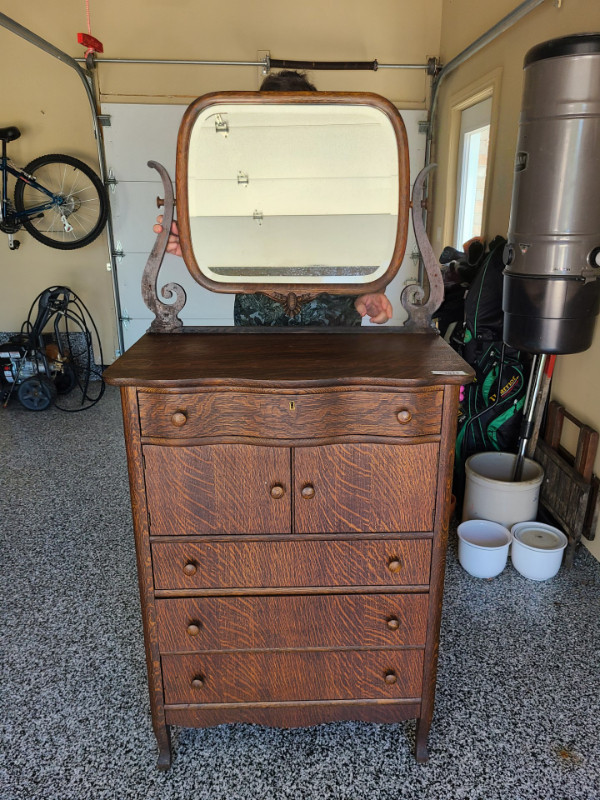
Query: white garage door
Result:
<box><xmin>102</xmin><ymin>102</ymin><xmax>427</xmax><ymax>351</ymax></box>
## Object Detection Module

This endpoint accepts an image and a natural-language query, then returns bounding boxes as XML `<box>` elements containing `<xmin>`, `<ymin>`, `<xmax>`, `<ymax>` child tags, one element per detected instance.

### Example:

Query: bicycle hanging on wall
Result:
<box><xmin>0</xmin><ymin>125</ymin><xmax>108</xmax><ymax>251</ymax></box>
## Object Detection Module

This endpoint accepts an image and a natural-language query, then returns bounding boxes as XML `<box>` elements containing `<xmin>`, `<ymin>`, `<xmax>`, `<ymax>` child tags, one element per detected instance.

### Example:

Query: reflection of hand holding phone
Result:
<box><xmin>153</xmin><ymin>215</ymin><xmax>182</xmax><ymax>257</ymax></box>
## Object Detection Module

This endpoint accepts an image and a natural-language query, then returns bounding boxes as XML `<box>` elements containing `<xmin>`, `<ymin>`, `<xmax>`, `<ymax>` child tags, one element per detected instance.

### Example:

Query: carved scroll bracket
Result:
<box><xmin>142</xmin><ymin>161</ymin><xmax>187</xmax><ymax>333</ymax></box>
<box><xmin>401</xmin><ymin>164</ymin><xmax>444</xmax><ymax>330</ymax></box>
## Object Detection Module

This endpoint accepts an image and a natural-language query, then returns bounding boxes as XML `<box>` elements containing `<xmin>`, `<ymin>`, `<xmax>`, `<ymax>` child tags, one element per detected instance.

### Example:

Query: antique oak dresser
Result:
<box><xmin>103</xmin><ymin>91</ymin><xmax>473</xmax><ymax>768</ymax></box>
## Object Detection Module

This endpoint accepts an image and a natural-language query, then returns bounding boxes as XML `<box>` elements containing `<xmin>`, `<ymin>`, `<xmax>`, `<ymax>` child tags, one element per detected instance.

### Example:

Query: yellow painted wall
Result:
<box><xmin>0</xmin><ymin>0</ymin><xmax>441</xmax><ymax>362</ymax></box>
<box><xmin>432</xmin><ymin>0</ymin><xmax>600</xmax><ymax>559</ymax></box>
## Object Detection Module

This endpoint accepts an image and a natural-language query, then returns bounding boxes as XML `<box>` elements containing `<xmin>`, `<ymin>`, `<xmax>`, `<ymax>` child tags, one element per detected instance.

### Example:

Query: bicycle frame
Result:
<box><xmin>1</xmin><ymin>139</ymin><xmax>57</xmax><ymax>225</ymax></box>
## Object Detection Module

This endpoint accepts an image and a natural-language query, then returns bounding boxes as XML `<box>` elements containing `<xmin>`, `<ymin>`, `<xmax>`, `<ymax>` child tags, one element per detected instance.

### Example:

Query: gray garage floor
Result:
<box><xmin>1</xmin><ymin>385</ymin><xmax>599</xmax><ymax>800</ymax></box>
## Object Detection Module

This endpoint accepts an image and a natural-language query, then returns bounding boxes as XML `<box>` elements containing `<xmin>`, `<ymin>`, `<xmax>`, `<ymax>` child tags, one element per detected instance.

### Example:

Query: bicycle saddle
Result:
<box><xmin>0</xmin><ymin>126</ymin><xmax>21</xmax><ymax>142</ymax></box>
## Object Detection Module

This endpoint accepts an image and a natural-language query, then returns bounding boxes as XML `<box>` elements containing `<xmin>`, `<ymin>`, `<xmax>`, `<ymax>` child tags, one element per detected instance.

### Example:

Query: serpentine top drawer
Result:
<box><xmin>138</xmin><ymin>389</ymin><xmax>443</xmax><ymax>440</ymax></box>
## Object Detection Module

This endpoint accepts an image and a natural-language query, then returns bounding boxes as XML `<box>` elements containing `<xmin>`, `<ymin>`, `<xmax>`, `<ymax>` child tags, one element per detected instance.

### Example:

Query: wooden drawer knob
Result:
<box><xmin>191</xmin><ymin>675</ymin><xmax>205</xmax><ymax>689</ymax></box>
<box><xmin>301</xmin><ymin>484</ymin><xmax>315</xmax><ymax>499</ymax></box>
<box><xmin>270</xmin><ymin>484</ymin><xmax>285</xmax><ymax>499</ymax></box>
<box><xmin>171</xmin><ymin>411</ymin><xmax>188</xmax><ymax>427</ymax></box>
<box><xmin>386</xmin><ymin>617</ymin><xmax>400</xmax><ymax>631</ymax></box>
<box><xmin>397</xmin><ymin>409</ymin><xmax>412</xmax><ymax>424</ymax></box>
<box><xmin>387</xmin><ymin>558</ymin><xmax>402</xmax><ymax>573</ymax></box>
<box><xmin>384</xmin><ymin>670</ymin><xmax>398</xmax><ymax>685</ymax></box>
<box><xmin>187</xmin><ymin>622</ymin><xmax>201</xmax><ymax>636</ymax></box>
<box><xmin>183</xmin><ymin>560</ymin><xmax>197</xmax><ymax>576</ymax></box>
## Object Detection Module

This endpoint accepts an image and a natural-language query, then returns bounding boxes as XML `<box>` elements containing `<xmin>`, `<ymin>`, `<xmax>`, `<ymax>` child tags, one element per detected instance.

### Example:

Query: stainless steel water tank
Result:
<box><xmin>503</xmin><ymin>33</ymin><xmax>600</xmax><ymax>354</ymax></box>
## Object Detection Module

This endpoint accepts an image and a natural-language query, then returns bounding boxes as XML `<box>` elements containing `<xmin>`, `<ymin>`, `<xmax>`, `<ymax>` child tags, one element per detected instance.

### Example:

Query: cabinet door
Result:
<box><xmin>144</xmin><ymin>444</ymin><xmax>291</xmax><ymax>535</ymax></box>
<box><xmin>294</xmin><ymin>443</ymin><xmax>438</xmax><ymax>533</ymax></box>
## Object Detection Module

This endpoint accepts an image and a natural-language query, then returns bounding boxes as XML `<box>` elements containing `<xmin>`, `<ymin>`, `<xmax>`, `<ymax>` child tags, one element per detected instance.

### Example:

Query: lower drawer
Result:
<box><xmin>152</xmin><ymin>538</ymin><xmax>432</xmax><ymax>590</ymax></box>
<box><xmin>162</xmin><ymin>649</ymin><xmax>424</xmax><ymax>705</ymax></box>
<box><xmin>156</xmin><ymin>593</ymin><xmax>429</xmax><ymax>652</ymax></box>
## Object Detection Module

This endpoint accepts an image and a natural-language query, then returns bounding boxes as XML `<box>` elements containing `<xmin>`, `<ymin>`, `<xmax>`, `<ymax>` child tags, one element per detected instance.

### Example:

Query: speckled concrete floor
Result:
<box><xmin>1</xmin><ymin>386</ymin><xmax>599</xmax><ymax>800</ymax></box>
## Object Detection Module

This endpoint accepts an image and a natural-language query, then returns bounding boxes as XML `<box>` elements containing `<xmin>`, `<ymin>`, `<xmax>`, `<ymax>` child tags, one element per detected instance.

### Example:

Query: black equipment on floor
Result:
<box><xmin>0</xmin><ymin>285</ymin><xmax>105</xmax><ymax>411</ymax></box>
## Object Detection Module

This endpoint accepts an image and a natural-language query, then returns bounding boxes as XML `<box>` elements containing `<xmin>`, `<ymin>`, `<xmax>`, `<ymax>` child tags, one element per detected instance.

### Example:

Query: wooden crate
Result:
<box><xmin>534</xmin><ymin>401</ymin><xmax>599</xmax><ymax>566</ymax></box>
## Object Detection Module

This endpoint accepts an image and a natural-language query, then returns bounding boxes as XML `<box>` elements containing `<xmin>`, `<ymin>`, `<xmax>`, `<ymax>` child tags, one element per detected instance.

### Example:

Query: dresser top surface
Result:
<box><xmin>103</xmin><ymin>328</ymin><xmax>474</xmax><ymax>388</ymax></box>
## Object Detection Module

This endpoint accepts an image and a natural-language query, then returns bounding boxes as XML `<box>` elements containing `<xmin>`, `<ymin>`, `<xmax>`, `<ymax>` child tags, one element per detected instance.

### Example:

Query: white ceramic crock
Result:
<box><xmin>510</xmin><ymin>522</ymin><xmax>568</xmax><ymax>581</ymax></box>
<box><xmin>457</xmin><ymin>519</ymin><xmax>512</xmax><ymax>578</ymax></box>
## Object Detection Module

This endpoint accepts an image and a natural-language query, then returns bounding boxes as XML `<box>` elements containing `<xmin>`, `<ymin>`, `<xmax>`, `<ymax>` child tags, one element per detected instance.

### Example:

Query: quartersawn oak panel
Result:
<box><xmin>152</xmin><ymin>538</ymin><xmax>431</xmax><ymax>590</ymax></box>
<box><xmin>162</xmin><ymin>649</ymin><xmax>424</xmax><ymax>704</ymax></box>
<box><xmin>294</xmin><ymin>443</ymin><xmax>438</xmax><ymax>533</ymax></box>
<box><xmin>144</xmin><ymin>444</ymin><xmax>290</xmax><ymax>535</ymax></box>
<box><xmin>155</xmin><ymin>593</ymin><xmax>429</xmax><ymax>652</ymax></box>
<box><xmin>137</xmin><ymin>389</ymin><xmax>443</xmax><ymax>440</ymax></box>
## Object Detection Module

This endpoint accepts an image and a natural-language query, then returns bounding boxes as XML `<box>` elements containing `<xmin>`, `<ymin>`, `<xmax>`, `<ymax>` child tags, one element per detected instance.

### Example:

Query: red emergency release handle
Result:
<box><xmin>77</xmin><ymin>33</ymin><xmax>104</xmax><ymax>53</ymax></box>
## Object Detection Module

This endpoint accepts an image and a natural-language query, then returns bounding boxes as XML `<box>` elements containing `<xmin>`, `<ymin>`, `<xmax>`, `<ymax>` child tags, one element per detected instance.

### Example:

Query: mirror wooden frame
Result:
<box><xmin>175</xmin><ymin>91</ymin><xmax>411</xmax><ymax>309</ymax></box>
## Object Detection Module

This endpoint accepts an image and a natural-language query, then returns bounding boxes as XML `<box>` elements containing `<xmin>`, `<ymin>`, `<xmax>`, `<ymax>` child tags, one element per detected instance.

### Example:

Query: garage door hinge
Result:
<box><xmin>106</xmin><ymin>168</ymin><xmax>118</xmax><ymax>193</ymax></box>
<box><xmin>410</xmin><ymin>248</ymin><xmax>421</xmax><ymax>265</ymax></box>
<box><xmin>215</xmin><ymin>114</ymin><xmax>229</xmax><ymax>135</ymax></box>
<box><xmin>418</xmin><ymin>120</ymin><xmax>429</xmax><ymax>135</ymax></box>
<box><xmin>97</xmin><ymin>114</ymin><xmax>111</xmax><ymax>127</ymax></box>
<box><xmin>113</xmin><ymin>239</ymin><xmax>124</xmax><ymax>259</ymax></box>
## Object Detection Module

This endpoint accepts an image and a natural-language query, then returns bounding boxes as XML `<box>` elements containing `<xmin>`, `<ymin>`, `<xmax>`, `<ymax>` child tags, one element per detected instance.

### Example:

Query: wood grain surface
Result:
<box><xmin>294</xmin><ymin>443</ymin><xmax>438</xmax><ymax>533</ymax></box>
<box><xmin>144</xmin><ymin>442</ymin><xmax>438</xmax><ymax>536</ymax></box>
<box><xmin>137</xmin><ymin>389</ymin><xmax>443</xmax><ymax>440</ymax></box>
<box><xmin>161</xmin><ymin>648</ymin><xmax>424</xmax><ymax>704</ymax></box>
<box><xmin>155</xmin><ymin>593</ymin><xmax>429</xmax><ymax>652</ymax></box>
<box><xmin>151</xmin><ymin>537</ymin><xmax>431</xmax><ymax>590</ymax></box>
<box><xmin>144</xmin><ymin>444</ymin><xmax>291</xmax><ymax>535</ymax></box>
<box><xmin>164</xmin><ymin>699</ymin><xmax>421</xmax><ymax>728</ymax></box>
<box><xmin>103</xmin><ymin>330</ymin><xmax>474</xmax><ymax>388</ymax></box>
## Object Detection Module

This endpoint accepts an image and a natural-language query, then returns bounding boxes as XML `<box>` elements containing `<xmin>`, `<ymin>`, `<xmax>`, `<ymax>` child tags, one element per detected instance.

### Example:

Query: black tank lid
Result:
<box><xmin>525</xmin><ymin>33</ymin><xmax>600</xmax><ymax>67</ymax></box>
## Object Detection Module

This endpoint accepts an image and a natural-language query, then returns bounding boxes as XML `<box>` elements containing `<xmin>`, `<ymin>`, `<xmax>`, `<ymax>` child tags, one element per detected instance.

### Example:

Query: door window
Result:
<box><xmin>454</xmin><ymin>97</ymin><xmax>492</xmax><ymax>248</ymax></box>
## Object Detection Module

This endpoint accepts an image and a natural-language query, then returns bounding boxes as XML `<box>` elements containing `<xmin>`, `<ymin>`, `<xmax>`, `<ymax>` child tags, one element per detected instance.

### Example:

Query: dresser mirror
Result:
<box><xmin>174</xmin><ymin>92</ymin><xmax>411</xmax><ymax>298</ymax></box>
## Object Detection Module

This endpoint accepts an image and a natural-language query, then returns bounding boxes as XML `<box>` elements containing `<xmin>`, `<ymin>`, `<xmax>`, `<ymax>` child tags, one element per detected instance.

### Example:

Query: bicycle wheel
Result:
<box><xmin>14</xmin><ymin>154</ymin><xmax>108</xmax><ymax>250</ymax></box>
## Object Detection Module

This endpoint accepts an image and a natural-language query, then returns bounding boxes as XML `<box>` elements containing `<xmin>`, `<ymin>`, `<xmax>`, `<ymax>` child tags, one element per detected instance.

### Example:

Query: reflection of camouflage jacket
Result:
<box><xmin>234</xmin><ymin>293</ymin><xmax>361</xmax><ymax>327</ymax></box>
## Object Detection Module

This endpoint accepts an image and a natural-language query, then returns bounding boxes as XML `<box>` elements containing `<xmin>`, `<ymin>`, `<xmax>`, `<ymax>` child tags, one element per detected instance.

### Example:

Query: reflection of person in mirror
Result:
<box><xmin>153</xmin><ymin>69</ymin><xmax>393</xmax><ymax>327</ymax></box>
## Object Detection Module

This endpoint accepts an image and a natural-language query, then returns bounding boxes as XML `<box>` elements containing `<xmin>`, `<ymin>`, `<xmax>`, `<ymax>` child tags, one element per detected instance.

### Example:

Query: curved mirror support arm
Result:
<box><xmin>142</xmin><ymin>161</ymin><xmax>187</xmax><ymax>333</ymax></box>
<box><xmin>401</xmin><ymin>164</ymin><xmax>444</xmax><ymax>329</ymax></box>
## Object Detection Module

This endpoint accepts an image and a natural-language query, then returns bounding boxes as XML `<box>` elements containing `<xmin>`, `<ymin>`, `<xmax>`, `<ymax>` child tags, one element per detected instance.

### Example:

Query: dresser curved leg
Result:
<box><xmin>156</xmin><ymin>725</ymin><xmax>172</xmax><ymax>770</ymax></box>
<box><xmin>415</xmin><ymin>718</ymin><xmax>430</xmax><ymax>763</ymax></box>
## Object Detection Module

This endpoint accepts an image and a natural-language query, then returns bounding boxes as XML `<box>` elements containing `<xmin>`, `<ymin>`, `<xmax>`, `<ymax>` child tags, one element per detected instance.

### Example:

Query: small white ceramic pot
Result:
<box><xmin>510</xmin><ymin>522</ymin><xmax>568</xmax><ymax>581</ymax></box>
<box><xmin>457</xmin><ymin>519</ymin><xmax>512</xmax><ymax>578</ymax></box>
